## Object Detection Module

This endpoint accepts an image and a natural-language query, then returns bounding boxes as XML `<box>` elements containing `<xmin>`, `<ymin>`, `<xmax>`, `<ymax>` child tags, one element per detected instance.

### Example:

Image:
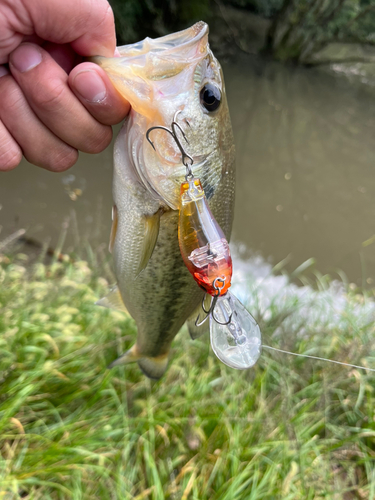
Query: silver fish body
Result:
<box><xmin>95</xmin><ymin>22</ymin><xmax>235</xmax><ymax>378</ymax></box>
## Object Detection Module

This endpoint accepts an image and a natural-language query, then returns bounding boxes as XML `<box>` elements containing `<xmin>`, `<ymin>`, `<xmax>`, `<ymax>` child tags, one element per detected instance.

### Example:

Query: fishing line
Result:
<box><xmin>262</xmin><ymin>345</ymin><xmax>375</xmax><ymax>373</ymax></box>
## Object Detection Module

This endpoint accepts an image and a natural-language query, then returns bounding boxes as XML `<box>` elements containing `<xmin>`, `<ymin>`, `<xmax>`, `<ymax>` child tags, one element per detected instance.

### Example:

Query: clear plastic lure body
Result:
<box><xmin>178</xmin><ymin>178</ymin><xmax>232</xmax><ymax>296</ymax></box>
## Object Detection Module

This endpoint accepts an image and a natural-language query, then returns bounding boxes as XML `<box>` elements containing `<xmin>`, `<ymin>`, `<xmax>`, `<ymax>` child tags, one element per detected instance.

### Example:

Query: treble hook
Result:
<box><xmin>146</xmin><ymin>111</ymin><xmax>194</xmax><ymax>175</ymax></box>
<box><xmin>195</xmin><ymin>293</ymin><xmax>233</xmax><ymax>327</ymax></box>
<box><xmin>195</xmin><ymin>294</ymin><xmax>217</xmax><ymax>327</ymax></box>
<box><xmin>195</xmin><ymin>276</ymin><xmax>233</xmax><ymax>327</ymax></box>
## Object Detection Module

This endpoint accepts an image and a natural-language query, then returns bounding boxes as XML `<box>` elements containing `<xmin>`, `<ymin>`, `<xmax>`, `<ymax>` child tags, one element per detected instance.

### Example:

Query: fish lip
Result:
<box><xmin>117</xmin><ymin>22</ymin><xmax>209</xmax><ymax>60</ymax></box>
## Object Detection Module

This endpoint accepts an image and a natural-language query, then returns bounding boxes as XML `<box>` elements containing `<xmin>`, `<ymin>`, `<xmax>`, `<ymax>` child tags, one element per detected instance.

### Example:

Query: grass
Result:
<box><xmin>1</xmin><ymin>252</ymin><xmax>375</xmax><ymax>499</ymax></box>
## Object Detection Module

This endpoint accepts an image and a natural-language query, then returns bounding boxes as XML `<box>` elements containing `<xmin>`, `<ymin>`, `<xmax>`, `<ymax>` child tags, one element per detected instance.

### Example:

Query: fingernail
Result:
<box><xmin>114</xmin><ymin>48</ymin><xmax>121</xmax><ymax>57</ymax></box>
<box><xmin>0</xmin><ymin>65</ymin><xmax>9</xmax><ymax>78</ymax></box>
<box><xmin>73</xmin><ymin>70</ymin><xmax>107</xmax><ymax>103</ymax></box>
<box><xmin>11</xmin><ymin>44</ymin><xmax>42</xmax><ymax>72</ymax></box>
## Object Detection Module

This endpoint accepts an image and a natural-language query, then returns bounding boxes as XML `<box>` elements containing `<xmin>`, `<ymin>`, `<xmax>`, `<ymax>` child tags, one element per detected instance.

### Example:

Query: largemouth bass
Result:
<box><xmin>95</xmin><ymin>22</ymin><xmax>235</xmax><ymax>378</ymax></box>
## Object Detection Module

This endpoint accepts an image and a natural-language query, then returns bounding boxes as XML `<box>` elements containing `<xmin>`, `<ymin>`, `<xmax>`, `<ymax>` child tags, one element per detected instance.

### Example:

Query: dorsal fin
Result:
<box><xmin>95</xmin><ymin>285</ymin><xmax>128</xmax><ymax>314</ymax></box>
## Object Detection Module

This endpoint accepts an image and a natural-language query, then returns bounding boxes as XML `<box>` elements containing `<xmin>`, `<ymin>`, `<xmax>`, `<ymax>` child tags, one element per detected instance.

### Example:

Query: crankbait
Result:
<box><xmin>147</xmin><ymin>112</ymin><xmax>262</xmax><ymax>370</ymax></box>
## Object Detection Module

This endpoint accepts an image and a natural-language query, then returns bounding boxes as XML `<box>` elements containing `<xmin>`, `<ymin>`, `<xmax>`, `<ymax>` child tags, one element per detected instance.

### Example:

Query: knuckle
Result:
<box><xmin>104</xmin><ymin>3</ymin><xmax>115</xmax><ymax>25</ymax></box>
<box><xmin>1</xmin><ymin>84</ymin><xmax>24</xmax><ymax>113</ymax></box>
<box><xmin>35</xmin><ymin>80</ymin><xmax>66</xmax><ymax>111</ymax></box>
<box><xmin>96</xmin><ymin>3</ymin><xmax>115</xmax><ymax>32</ymax></box>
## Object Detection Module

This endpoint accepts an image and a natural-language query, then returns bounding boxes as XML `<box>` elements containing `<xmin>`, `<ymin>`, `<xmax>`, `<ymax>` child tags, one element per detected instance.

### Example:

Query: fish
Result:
<box><xmin>94</xmin><ymin>22</ymin><xmax>236</xmax><ymax>379</ymax></box>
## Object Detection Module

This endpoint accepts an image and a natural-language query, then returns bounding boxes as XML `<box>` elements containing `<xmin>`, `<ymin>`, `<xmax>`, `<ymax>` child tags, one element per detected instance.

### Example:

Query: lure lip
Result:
<box><xmin>209</xmin><ymin>291</ymin><xmax>262</xmax><ymax>370</ymax></box>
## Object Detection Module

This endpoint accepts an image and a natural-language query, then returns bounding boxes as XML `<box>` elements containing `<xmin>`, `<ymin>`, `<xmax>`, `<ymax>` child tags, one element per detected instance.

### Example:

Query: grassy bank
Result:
<box><xmin>1</xmin><ymin>253</ymin><xmax>375</xmax><ymax>499</ymax></box>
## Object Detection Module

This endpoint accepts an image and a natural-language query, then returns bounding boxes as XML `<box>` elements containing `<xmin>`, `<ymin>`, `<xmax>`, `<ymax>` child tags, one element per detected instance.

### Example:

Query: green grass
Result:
<box><xmin>1</xmin><ymin>253</ymin><xmax>375</xmax><ymax>499</ymax></box>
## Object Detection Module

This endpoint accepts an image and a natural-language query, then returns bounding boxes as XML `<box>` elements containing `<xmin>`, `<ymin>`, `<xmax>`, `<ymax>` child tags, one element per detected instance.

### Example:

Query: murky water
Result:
<box><xmin>1</xmin><ymin>53</ymin><xmax>375</xmax><ymax>284</ymax></box>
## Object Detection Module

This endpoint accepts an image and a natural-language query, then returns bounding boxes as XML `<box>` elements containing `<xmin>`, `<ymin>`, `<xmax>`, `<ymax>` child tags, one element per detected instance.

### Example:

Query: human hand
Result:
<box><xmin>0</xmin><ymin>0</ymin><xmax>130</xmax><ymax>172</ymax></box>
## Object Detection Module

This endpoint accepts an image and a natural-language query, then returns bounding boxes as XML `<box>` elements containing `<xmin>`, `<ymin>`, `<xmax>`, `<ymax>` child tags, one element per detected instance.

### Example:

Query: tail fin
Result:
<box><xmin>137</xmin><ymin>355</ymin><xmax>169</xmax><ymax>380</ymax></box>
<box><xmin>108</xmin><ymin>345</ymin><xmax>169</xmax><ymax>379</ymax></box>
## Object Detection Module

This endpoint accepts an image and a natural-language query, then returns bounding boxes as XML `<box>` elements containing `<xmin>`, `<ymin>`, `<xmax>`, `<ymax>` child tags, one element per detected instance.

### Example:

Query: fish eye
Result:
<box><xmin>200</xmin><ymin>83</ymin><xmax>221</xmax><ymax>112</ymax></box>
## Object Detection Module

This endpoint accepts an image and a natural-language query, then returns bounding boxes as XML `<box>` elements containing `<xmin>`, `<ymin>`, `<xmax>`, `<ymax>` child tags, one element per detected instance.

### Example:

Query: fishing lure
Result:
<box><xmin>147</xmin><ymin>112</ymin><xmax>262</xmax><ymax>370</ymax></box>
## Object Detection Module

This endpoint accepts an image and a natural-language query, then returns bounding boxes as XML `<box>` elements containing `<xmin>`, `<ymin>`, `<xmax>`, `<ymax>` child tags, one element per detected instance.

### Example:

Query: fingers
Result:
<box><xmin>23</xmin><ymin>0</ymin><xmax>116</xmax><ymax>57</ymax></box>
<box><xmin>0</xmin><ymin>119</ymin><xmax>22</xmax><ymax>171</ymax></box>
<box><xmin>9</xmin><ymin>43</ymin><xmax>113</xmax><ymax>154</ymax></box>
<box><xmin>0</xmin><ymin>67</ymin><xmax>23</xmax><ymax>171</ymax></box>
<box><xmin>0</xmin><ymin>70</ymin><xmax>78</xmax><ymax>171</ymax></box>
<box><xmin>43</xmin><ymin>42</ymin><xmax>77</xmax><ymax>74</ymax></box>
<box><xmin>0</xmin><ymin>38</ymin><xmax>130</xmax><ymax>172</ymax></box>
<box><xmin>69</xmin><ymin>62</ymin><xmax>130</xmax><ymax>126</ymax></box>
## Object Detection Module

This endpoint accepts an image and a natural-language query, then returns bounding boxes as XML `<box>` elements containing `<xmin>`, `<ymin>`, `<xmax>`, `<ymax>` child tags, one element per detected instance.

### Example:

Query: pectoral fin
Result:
<box><xmin>187</xmin><ymin>295</ymin><xmax>210</xmax><ymax>340</ymax></box>
<box><xmin>136</xmin><ymin>210</ymin><xmax>161</xmax><ymax>276</ymax></box>
<box><xmin>96</xmin><ymin>285</ymin><xmax>128</xmax><ymax>314</ymax></box>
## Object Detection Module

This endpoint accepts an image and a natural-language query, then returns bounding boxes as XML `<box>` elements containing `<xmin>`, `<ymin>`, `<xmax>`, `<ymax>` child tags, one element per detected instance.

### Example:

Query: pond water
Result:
<box><xmin>1</xmin><ymin>53</ymin><xmax>375</xmax><ymax>285</ymax></box>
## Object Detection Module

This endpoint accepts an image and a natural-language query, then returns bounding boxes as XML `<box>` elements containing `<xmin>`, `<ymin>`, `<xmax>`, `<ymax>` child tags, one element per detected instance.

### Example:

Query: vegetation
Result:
<box><xmin>108</xmin><ymin>0</ymin><xmax>210</xmax><ymax>45</ymax></box>
<box><xmin>266</xmin><ymin>0</ymin><xmax>375</xmax><ymax>63</ymax></box>
<box><xmin>108</xmin><ymin>0</ymin><xmax>375</xmax><ymax>64</ymax></box>
<box><xmin>1</xmin><ymin>252</ymin><xmax>375</xmax><ymax>498</ymax></box>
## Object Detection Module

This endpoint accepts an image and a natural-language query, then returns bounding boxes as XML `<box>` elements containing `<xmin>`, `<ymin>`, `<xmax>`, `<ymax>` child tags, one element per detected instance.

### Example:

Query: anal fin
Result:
<box><xmin>108</xmin><ymin>344</ymin><xmax>140</xmax><ymax>368</ymax></box>
<box><xmin>96</xmin><ymin>284</ymin><xmax>128</xmax><ymax>314</ymax></box>
<box><xmin>108</xmin><ymin>345</ymin><xmax>169</xmax><ymax>380</ymax></box>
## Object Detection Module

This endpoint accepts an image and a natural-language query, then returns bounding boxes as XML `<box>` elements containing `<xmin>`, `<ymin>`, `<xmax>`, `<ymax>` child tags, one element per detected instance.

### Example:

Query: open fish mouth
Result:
<box><xmin>92</xmin><ymin>21</ymin><xmax>223</xmax><ymax>210</ymax></box>
<box><xmin>91</xmin><ymin>22</ymin><xmax>210</xmax><ymax>119</ymax></box>
<box><xmin>116</xmin><ymin>22</ymin><xmax>209</xmax><ymax>60</ymax></box>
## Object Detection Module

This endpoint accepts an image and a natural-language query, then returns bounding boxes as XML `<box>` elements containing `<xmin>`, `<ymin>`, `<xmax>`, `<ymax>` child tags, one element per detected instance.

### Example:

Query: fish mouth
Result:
<box><xmin>91</xmin><ymin>23</ymin><xmax>210</xmax><ymax>118</ymax></box>
<box><xmin>94</xmin><ymin>23</ymin><xmax>215</xmax><ymax>209</ymax></box>
<box><xmin>116</xmin><ymin>22</ymin><xmax>209</xmax><ymax>61</ymax></box>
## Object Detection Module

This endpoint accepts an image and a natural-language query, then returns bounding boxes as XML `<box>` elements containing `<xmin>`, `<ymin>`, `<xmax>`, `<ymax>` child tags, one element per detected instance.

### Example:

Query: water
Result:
<box><xmin>1</xmin><ymin>53</ymin><xmax>375</xmax><ymax>284</ymax></box>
